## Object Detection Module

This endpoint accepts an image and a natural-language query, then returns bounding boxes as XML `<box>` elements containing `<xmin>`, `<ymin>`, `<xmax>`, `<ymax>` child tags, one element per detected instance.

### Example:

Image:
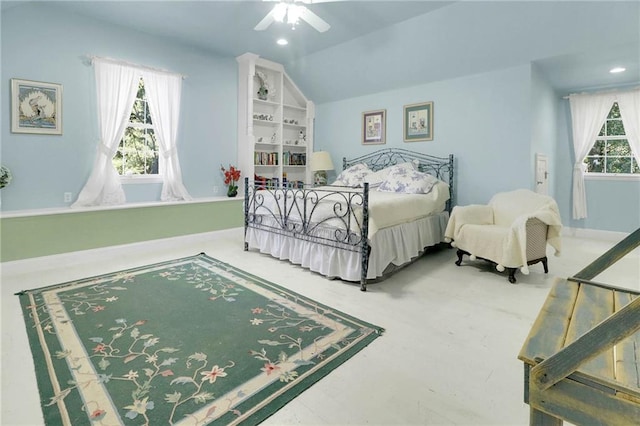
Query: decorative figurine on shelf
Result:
<box><xmin>257</xmin><ymin>86</ymin><xmax>268</xmax><ymax>101</ymax></box>
<box><xmin>271</xmin><ymin>132</ymin><xmax>277</xmax><ymax>143</ymax></box>
<box><xmin>221</xmin><ymin>164</ymin><xmax>241</xmax><ymax>197</ymax></box>
<box><xmin>299</xmin><ymin>130</ymin><xmax>306</xmax><ymax>143</ymax></box>
<box><xmin>256</xmin><ymin>71</ymin><xmax>273</xmax><ymax>101</ymax></box>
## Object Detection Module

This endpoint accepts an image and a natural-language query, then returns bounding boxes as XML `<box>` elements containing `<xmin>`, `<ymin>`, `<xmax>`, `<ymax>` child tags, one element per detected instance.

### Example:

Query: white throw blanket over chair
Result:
<box><xmin>444</xmin><ymin>189</ymin><xmax>562</xmax><ymax>283</ymax></box>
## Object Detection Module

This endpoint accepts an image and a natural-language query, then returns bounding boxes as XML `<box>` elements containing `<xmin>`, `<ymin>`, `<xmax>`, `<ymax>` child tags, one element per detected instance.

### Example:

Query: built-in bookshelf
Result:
<box><xmin>236</xmin><ymin>53</ymin><xmax>314</xmax><ymax>192</ymax></box>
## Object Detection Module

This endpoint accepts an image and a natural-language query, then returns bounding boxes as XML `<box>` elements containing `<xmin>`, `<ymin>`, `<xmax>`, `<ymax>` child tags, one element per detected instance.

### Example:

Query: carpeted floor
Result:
<box><xmin>17</xmin><ymin>253</ymin><xmax>383</xmax><ymax>425</ymax></box>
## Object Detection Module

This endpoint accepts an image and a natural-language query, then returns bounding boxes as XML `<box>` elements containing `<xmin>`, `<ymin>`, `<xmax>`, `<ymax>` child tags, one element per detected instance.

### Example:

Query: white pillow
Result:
<box><xmin>363</xmin><ymin>168</ymin><xmax>388</xmax><ymax>187</ymax></box>
<box><xmin>377</xmin><ymin>167</ymin><xmax>440</xmax><ymax>194</ymax></box>
<box><xmin>332</xmin><ymin>163</ymin><xmax>370</xmax><ymax>187</ymax></box>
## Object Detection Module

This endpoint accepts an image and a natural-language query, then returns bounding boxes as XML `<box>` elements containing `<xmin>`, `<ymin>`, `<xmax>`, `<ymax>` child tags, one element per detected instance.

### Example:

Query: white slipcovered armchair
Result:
<box><xmin>444</xmin><ymin>189</ymin><xmax>562</xmax><ymax>283</ymax></box>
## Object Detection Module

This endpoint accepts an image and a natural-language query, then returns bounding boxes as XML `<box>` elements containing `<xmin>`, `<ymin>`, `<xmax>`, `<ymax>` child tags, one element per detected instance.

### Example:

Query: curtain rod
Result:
<box><xmin>562</xmin><ymin>86</ymin><xmax>639</xmax><ymax>99</ymax></box>
<box><xmin>83</xmin><ymin>54</ymin><xmax>187</xmax><ymax>79</ymax></box>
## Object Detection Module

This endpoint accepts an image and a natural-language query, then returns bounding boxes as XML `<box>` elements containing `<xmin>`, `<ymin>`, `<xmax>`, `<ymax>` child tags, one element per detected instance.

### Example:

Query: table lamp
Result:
<box><xmin>310</xmin><ymin>151</ymin><xmax>334</xmax><ymax>186</ymax></box>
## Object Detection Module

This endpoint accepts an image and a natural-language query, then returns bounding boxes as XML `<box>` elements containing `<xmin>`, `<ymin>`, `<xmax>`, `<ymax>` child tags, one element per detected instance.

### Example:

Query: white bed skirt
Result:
<box><xmin>245</xmin><ymin>211</ymin><xmax>449</xmax><ymax>281</ymax></box>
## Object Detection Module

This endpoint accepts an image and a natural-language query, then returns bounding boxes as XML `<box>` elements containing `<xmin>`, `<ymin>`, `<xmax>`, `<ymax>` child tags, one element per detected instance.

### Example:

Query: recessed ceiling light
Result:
<box><xmin>610</xmin><ymin>67</ymin><xmax>626</xmax><ymax>74</ymax></box>
<box><xmin>277</xmin><ymin>38</ymin><xmax>289</xmax><ymax>46</ymax></box>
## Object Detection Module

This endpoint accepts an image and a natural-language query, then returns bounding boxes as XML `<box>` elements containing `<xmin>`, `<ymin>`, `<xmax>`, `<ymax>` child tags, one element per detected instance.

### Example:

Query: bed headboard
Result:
<box><xmin>343</xmin><ymin>148</ymin><xmax>455</xmax><ymax>212</ymax></box>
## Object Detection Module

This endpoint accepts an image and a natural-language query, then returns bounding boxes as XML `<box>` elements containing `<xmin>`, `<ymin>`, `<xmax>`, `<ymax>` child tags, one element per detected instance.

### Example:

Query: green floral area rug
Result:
<box><xmin>18</xmin><ymin>253</ymin><xmax>383</xmax><ymax>425</ymax></box>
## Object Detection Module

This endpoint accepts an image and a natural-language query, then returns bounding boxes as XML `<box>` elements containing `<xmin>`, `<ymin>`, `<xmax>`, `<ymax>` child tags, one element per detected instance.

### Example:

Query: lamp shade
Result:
<box><xmin>310</xmin><ymin>151</ymin><xmax>334</xmax><ymax>171</ymax></box>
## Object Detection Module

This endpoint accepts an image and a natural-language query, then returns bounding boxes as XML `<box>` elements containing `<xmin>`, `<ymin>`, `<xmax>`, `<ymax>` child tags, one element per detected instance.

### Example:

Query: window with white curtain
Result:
<box><xmin>113</xmin><ymin>78</ymin><xmax>162</xmax><ymax>178</ymax></box>
<box><xmin>72</xmin><ymin>57</ymin><xmax>191</xmax><ymax>207</ymax></box>
<box><xmin>583</xmin><ymin>102</ymin><xmax>640</xmax><ymax>175</ymax></box>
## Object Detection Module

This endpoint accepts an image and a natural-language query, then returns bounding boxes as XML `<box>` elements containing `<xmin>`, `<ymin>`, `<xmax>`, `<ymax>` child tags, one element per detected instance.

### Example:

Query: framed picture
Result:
<box><xmin>362</xmin><ymin>109</ymin><xmax>386</xmax><ymax>145</ymax></box>
<box><xmin>11</xmin><ymin>78</ymin><xmax>63</xmax><ymax>135</ymax></box>
<box><xmin>403</xmin><ymin>101</ymin><xmax>433</xmax><ymax>142</ymax></box>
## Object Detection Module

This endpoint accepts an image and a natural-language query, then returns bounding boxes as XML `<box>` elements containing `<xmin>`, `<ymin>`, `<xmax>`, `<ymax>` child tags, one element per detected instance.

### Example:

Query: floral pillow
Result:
<box><xmin>377</xmin><ymin>167</ymin><xmax>440</xmax><ymax>194</ymax></box>
<box><xmin>332</xmin><ymin>163</ymin><xmax>370</xmax><ymax>187</ymax></box>
<box><xmin>365</xmin><ymin>161</ymin><xmax>419</xmax><ymax>188</ymax></box>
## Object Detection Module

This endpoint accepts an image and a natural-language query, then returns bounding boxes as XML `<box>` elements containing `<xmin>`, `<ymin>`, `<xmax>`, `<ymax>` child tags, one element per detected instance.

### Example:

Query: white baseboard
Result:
<box><xmin>562</xmin><ymin>227</ymin><xmax>630</xmax><ymax>242</ymax></box>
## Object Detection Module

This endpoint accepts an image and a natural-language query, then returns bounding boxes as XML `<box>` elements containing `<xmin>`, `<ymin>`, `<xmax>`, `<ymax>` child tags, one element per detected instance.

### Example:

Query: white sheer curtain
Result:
<box><xmin>141</xmin><ymin>70</ymin><xmax>192</xmax><ymax>201</ymax></box>
<box><xmin>568</xmin><ymin>92</ymin><xmax>616</xmax><ymax>219</ymax></box>
<box><xmin>617</xmin><ymin>89</ymin><xmax>640</xmax><ymax>167</ymax></box>
<box><xmin>72</xmin><ymin>59</ymin><xmax>139</xmax><ymax>207</ymax></box>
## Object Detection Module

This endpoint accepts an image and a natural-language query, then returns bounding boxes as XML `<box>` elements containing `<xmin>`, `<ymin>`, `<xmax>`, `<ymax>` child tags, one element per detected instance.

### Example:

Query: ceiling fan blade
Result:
<box><xmin>299</xmin><ymin>6</ymin><xmax>331</xmax><ymax>32</ymax></box>
<box><xmin>254</xmin><ymin>8</ymin><xmax>276</xmax><ymax>31</ymax></box>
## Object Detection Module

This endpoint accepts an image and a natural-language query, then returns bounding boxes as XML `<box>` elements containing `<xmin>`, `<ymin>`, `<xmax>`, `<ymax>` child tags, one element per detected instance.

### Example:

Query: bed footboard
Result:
<box><xmin>244</xmin><ymin>178</ymin><xmax>371</xmax><ymax>290</ymax></box>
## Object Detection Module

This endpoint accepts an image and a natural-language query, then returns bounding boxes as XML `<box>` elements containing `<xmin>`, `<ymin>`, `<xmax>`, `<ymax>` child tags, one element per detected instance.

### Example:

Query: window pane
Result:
<box><xmin>138</xmin><ymin>79</ymin><xmax>152</xmax><ymax>124</ymax></box>
<box><xmin>113</xmin><ymin>146</ymin><xmax>125</xmax><ymax>175</ymax></box>
<box><xmin>125</xmin><ymin>127</ymin><xmax>146</xmax><ymax>175</ymax></box>
<box><xmin>136</xmin><ymin>79</ymin><xmax>145</xmax><ymax>99</ymax></box>
<box><xmin>130</xmin><ymin>100</ymin><xmax>145</xmax><ymax>123</ymax></box>
<box><xmin>606</xmin><ymin>139</ymin><xmax>631</xmax><ymax>156</ymax></box>
<box><xmin>586</xmin><ymin>103</ymin><xmax>635</xmax><ymax>175</ymax></box>
<box><xmin>145</xmin><ymin>101</ymin><xmax>152</xmax><ymax>125</ymax></box>
<box><xmin>584</xmin><ymin>156</ymin><xmax>604</xmax><ymax>172</ymax></box>
<box><xmin>143</xmin><ymin>129</ymin><xmax>159</xmax><ymax>174</ymax></box>
<box><xmin>606</xmin><ymin>157</ymin><xmax>632</xmax><ymax>173</ymax></box>
<box><xmin>588</xmin><ymin>140</ymin><xmax>605</xmax><ymax>156</ymax></box>
<box><xmin>120</xmin><ymin>127</ymin><xmax>150</xmax><ymax>175</ymax></box>
<box><xmin>114</xmin><ymin>79</ymin><xmax>159</xmax><ymax>177</ymax></box>
<box><xmin>608</xmin><ymin>102</ymin><xmax>621</xmax><ymax>119</ymax></box>
<box><xmin>606</xmin><ymin>119</ymin><xmax>625</xmax><ymax>136</ymax></box>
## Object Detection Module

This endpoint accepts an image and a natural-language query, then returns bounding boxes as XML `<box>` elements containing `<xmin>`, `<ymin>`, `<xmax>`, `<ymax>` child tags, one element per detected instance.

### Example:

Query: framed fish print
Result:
<box><xmin>404</xmin><ymin>101</ymin><xmax>433</xmax><ymax>142</ymax></box>
<box><xmin>11</xmin><ymin>78</ymin><xmax>63</xmax><ymax>135</ymax></box>
<box><xmin>362</xmin><ymin>109</ymin><xmax>386</xmax><ymax>145</ymax></box>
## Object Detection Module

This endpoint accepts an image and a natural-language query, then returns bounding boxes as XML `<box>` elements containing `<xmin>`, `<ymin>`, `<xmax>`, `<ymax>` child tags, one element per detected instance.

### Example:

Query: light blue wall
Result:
<box><xmin>1</xmin><ymin>3</ymin><xmax>238</xmax><ymax>211</ymax></box>
<box><xmin>315</xmin><ymin>64</ymin><xmax>534</xmax><ymax>207</ymax></box>
<box><xmin>316</xmin><ymin>61</ymin><xmax>639</xmax><ymax>234</ymax></box>
<box><xmin>530</xmin><ymin>64</ymin><xmax>558</xmax><ymax>198</ymax></box>
<box><xmin>555</xmin><ymin>96</ymin><xmax>640</xmax><ymax>233</ymax></box>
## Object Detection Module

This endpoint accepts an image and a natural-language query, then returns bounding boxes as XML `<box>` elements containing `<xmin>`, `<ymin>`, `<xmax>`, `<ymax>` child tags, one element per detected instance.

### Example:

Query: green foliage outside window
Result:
<box><xmin>113</xmin><ymin>79</ymin><xmax>160</xmax><ymax>176</ymax></box>
<box><xmin>583</xmin><ymin>102</ymin><xmax>639</xmax><ymax>174</ymax></box>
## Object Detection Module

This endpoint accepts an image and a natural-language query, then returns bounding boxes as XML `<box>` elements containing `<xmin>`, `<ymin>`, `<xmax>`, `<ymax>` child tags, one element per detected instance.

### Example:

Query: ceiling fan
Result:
<box><xmin>254</xmin><ymin>0</ymin><xmax>333</xmax><ymax>33</ymax></box>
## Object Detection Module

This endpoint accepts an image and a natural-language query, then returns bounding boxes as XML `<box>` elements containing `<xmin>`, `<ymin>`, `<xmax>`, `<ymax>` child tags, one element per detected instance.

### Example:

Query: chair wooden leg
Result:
<box><xmin>541</xmin><ymin>256</ymin><xmax>548</xmax><ymax>273</ymax></box>
<box><xmin>455</xmin><ymin>249</ymin><xmax>466</xmax><ymax>266</ymax></box>
<box><xmin>508</xmin><ymin>268</ymin><xmax>517</xmax><ymax>284</ymax></box>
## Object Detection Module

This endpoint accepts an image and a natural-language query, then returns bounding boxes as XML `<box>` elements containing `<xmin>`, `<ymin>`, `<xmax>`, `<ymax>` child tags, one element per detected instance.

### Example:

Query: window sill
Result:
<box><xmin>585</xmin><ymin>173</ymin><xmax>640</xmax><ymax>182</ymax></box>
<box><xmin>120</xmin><ymin>175</ymin><xmax>163</xmax><ymax>184</ymax></box>
<box><xmin>0</xmin><ymin>197</ymin><xmax>241</xmax><ymax>219</ymax></box>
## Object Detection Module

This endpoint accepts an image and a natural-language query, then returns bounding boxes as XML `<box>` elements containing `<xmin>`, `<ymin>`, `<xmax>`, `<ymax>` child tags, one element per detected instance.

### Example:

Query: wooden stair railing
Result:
<box><xmin>519</xmin><ymin>228</ymin><xmax>640</xmax><ymax>425</ymax></box>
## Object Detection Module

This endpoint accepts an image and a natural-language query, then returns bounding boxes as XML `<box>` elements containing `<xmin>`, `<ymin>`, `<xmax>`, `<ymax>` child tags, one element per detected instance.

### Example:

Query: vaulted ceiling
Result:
<box><xmin>3</xmin><ymin>1</ymin><xmax>639</xmax><ymax>103</ymax></box>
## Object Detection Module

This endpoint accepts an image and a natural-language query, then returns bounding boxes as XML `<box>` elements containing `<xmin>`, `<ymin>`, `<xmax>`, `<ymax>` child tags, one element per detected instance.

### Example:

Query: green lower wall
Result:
<box><xmin>0</xmin><ymin>199</ymin><xmax>243</xmax><ymax>262</ymax></box>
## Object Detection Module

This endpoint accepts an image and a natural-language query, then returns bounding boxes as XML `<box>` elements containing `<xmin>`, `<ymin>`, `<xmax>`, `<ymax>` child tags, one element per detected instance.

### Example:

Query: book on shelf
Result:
<box><xmin>254</xmin><ymin>152</ymin><xmax>278</xmax><ymax>166</ymax></box>
<box><xmin>282</xmin><ymin>151</ymin><xmax>306</xmax><ymax>166</ymax></box>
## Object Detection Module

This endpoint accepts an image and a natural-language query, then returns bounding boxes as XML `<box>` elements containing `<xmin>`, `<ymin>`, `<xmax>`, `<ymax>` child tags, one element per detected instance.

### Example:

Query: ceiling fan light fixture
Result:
<box><xmin>287</xmin><ymin>4</ymin><xmax>302</xmax><ymax>26</ymax></box>
<box><xmin>273</xmin><ymin>3</ymin><xmax>287</xmax><ymax>23</ymax></box>
<box><xmin>254</xmin><ymin>0</ymin><xmax>330</xmax><ymax>33</ymax></box>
